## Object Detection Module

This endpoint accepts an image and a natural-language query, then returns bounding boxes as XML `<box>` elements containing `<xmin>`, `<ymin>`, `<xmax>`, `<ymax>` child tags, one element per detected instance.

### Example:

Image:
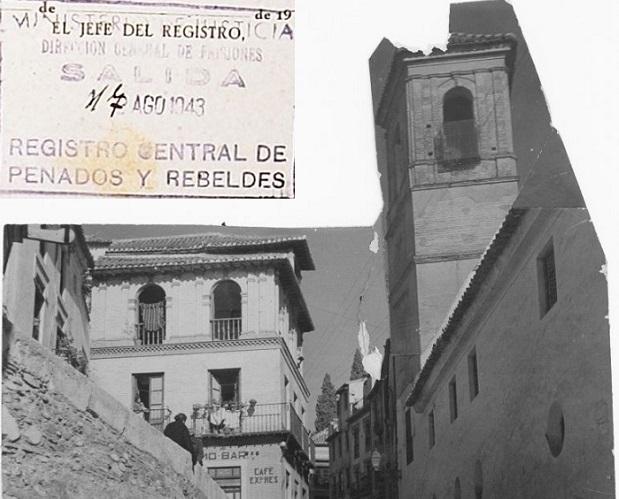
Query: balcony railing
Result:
<box><xmin>434</xmin><ymin>119</ymin><xmax>480</xmax><ymax>167</ymax></box>
<box><xmin>135</xmin><ymin>406</ymin><xmax>171</xmax><ymax>431</ymax></box>
<box><xmin>210</xmin><ymin>317</ymin><xmax>242</xmax><ymax>341</ymax></box>
<box><xmin>135</xmin><ymin>323</ymin><xmax>165</xmax><ymax>345</ymax></box>
<box><xmin>191</xmin><ymin>402</ymin><xmax>311</xmax><ymax>455</ymax></box>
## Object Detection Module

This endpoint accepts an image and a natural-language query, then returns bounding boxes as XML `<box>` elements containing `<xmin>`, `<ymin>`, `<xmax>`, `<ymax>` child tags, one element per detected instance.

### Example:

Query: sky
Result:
<box><xmin>84</xmin><ymin>223</ymin><xmax>389</xmax><ymax>426</ymax></box>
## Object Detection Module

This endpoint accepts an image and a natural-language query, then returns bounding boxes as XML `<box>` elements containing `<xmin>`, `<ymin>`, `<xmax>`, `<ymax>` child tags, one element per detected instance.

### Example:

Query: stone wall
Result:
<box><xmin>1</xmin><ymin>332</ymin><xmax>227</xmax><ymax>499</ymax></box>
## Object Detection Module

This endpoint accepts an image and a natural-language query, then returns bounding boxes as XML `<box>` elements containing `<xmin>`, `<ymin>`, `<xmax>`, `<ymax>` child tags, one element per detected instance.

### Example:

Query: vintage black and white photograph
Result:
<box><xmin>1</xmin><ymin>0</ymin><xmax>617</xmax><ymax>498</ymax></box>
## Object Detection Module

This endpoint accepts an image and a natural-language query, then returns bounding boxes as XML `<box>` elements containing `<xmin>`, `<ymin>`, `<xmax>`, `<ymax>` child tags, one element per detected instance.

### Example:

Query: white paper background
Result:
<box><xmin>1</xmin><ymin>0</ymin><xmax>617</xmax><ymax>490</ymax></box>
<box><xmin>1</xmin><ymin>0</ymin><xmax>294</xmax><ymax>197</ymax></box>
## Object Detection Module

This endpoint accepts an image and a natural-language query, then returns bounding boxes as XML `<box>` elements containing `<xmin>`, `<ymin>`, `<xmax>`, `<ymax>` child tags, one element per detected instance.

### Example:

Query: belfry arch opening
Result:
<box><xmin>211</xmin><ymin>280</ymin><xmax>242</xmax><ymax>340</ymax></box>
<box><xmin>137</xmin><ymin>284</ymin><xmax>166</xmax><ymax>345</ymax></box>
<box><xmin>443</xmin><ymin>87</ymin><xmax>475</xmax><ymax>122</ymax></box>
<box><xmin>437</xmin><ymin>86</ymin><xmax>479</xmax><ymax>167</ymax></box>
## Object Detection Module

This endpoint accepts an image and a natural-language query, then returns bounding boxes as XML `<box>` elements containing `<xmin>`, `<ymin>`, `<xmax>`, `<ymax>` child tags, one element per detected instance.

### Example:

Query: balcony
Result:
<box><xmin>191</xmin><ymin>402</ymin><xmax>311</xmax><ymax>456</ymax></box>
<box><xmin>135</xmin><ymin>406</ymin><xmax>172</xmax><ymax>431</ymax></box>
<box><xmin>210</xmin><ymin>317</ymin><xmax>241</xmax><ymax>341</ymax></box>
<box><xmin>434</xmin><ymin>119</ymin><xmax>480</xmax><ymax>168</ymax></box>
<box><xmin>135</xmin><ymin>323</ymin><xmax>165</xmax><ymax>345</ymax></box>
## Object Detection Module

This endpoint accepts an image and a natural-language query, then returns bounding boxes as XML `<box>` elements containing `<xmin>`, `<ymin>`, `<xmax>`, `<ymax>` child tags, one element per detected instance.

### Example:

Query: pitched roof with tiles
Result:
<box><xmin>446</xmin><ymin>32</ymin><xmax>517</xmax><ymax>52</ymax></box>
<box><xmin>104</xmin><ymin>232</ymin><xmax>314</xmax><ymax>270</ymax></box>
<box><xmin>94</xmin><ymin>252</ymin><xmax>294</xmax><ymax>272</ymax></box>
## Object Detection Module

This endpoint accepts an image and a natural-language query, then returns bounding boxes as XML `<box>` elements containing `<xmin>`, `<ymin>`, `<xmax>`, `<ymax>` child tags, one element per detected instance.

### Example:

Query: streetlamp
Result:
<box><xmin>371</xmin><ymin>450</ymin><xmax>381</xmax><ymax>471</ymax></box>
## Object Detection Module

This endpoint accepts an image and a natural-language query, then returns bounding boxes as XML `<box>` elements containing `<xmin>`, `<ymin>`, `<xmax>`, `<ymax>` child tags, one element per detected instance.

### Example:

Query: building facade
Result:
<box><xmin>328</xmin><ymin>379</ymin><xmax>369</xmax><ymax>499</ymax></box>
<box><xmin>401</xmin><ymin>206</ymin><xmax>613</xmax><ymax>497</ymax></box>
<box><xmin>88</xmin><ymin>233</ymin><xmax>315</xmax><ymax>499</ymax></box>
<box><xmin>328</xmin><ymin>359</ymin><xmax>396</xmax><ymax>499</ymax></box>
<box><xmin>370</xmin><ymin>1</ymin><xmax>613</xmax><ymax>497</ymax></box>
<box><xmin>371</xmin><ymin>28</ymin><xmax>520</xmax><ymax>499</ymax></box>
<box><xmin>309</xmin><ymin>428</ymin><xmax>330</xmax><ymax>499</ymax></box>
<box><xmin>3</xmin><ymin>225</ymin><xmax>93</xmax><ymax>372</ymax></box>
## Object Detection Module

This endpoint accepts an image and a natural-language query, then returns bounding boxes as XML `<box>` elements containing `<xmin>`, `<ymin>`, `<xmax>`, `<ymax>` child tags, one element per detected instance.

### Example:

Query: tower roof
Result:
<box><xmin>375</xmin><ymin>32</ymin><xmax>517</xmax><ymax>126</ymax></box>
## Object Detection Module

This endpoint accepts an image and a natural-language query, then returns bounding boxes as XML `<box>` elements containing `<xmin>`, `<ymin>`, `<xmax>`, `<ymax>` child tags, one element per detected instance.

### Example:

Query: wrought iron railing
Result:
<box><xmin>134</xmin><ymin>406</ymin><xmax>171</xmax><ymax>431</ymax></box>
<box><xmin>434</xmin><ymin>119</ymin><xmax>480</xmax><ymax>167</ymax></box>
<box><xmin>210</xmin><ymin>317</ymin><xmax>242</xmax><ymax>340</ymax></box>
<box><xmin>191</xmin><ymin>402</ymin><xmax>311</xmax><ymax>454</ymax></box>
<box><xmin>135</xmin><ymin>323</ymin><xmax>165</xmax><ymax>345</ymax></box>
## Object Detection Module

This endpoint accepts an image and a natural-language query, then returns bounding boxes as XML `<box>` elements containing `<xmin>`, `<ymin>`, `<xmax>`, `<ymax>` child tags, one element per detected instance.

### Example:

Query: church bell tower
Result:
<box><xmin>375</xmin><ymin>33</ymin><xmax>519</xmax><ymax>393</ymax></box>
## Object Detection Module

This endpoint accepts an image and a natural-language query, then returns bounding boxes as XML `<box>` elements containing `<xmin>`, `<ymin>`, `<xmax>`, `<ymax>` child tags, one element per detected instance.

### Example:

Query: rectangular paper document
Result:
<box><xmin>0</xmin><ymin>0</ymin><xmax>294</xmax><ymax>197</ymax></box>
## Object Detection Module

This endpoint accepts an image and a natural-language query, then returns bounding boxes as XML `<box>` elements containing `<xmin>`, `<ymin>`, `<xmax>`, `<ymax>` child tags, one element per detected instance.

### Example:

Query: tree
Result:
<box><xmin>315</xmin><ymin>373</ymin><xmax>337</xmax><ymax>432</ymax></box>
<box><xmin>350</xmin><ymin>348</ymin><xmax>367</xmax><ymax>380</ymax></box>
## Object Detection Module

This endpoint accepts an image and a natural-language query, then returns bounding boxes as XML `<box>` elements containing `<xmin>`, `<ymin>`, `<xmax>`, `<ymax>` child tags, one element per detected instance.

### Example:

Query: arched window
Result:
<box><xmin>437</xmin><ymin>86</ymin><xmax>479</xmax><ymax>167</ymax></box>
<box><xmin>211</xmin><ymin>280</ymin><xmax>242</xmax><ymax>340</ymax></box>
<box><xmin>443</xmin><ymin>87</ymin><xmax>474</xmax><ymax>122</ymax></box>
<box><xmin>137</xmin><ymin>284</ymin><xmax>166</xmax><ymax>345</ymax></box>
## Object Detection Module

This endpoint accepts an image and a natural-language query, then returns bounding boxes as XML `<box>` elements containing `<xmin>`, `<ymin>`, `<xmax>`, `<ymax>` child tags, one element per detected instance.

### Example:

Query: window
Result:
<box><xmin>208</xmin><ymin>466</ymin><xmax>241</xmax><ymax>499</ymax></box>
<box><xmin>209</xmin><ymin>369</ymin><xmax>240</xmax><ymax>407</ymax></box>
<box><xmin>443</xmin><ymin>88</ymin><xmax>474</xmax><ymax>122</ymax></box>
<box><xmin>545</xmin><ymin>401</ymin><xmax>565</xmax><ymax>457</ymax></box>
<box><xmin>353</xmin><ymin>425</ymin><xmax>360</xmax><ymax>459</ymax></box>
<box><xmin>212</xmin><ymin>280</ymin><xmax>242</xmax><ymax>340</ymax></box>
<box><xmin>468</xmin><ymin>348</ymin><xmax>480</xmax><ymax>400</ymax></box>
<box><xmin>363</xmin><ymin>418</ymin><xmax>371</xmax><ymax>451</ymax></box>
<box><xmin>405</xmin><ymin>408</ymin><xmax>414</xmax><ymax>464</ymax></box>
<box><xmin>55</xmin><ymin>314</ymin><xmax>67</xmax><ymax>358</ymax></box>
<box><xmin>449</xmin><ymin>377</ymin><xmax>458</xmax><ymax>422</ymax></box>
<box><xmin>474</xmin><ymin>460</ymin><xmax>483</xmax><ymax>499</ymax></box>
<box><xmin>284</xmin><ymin>376</ymin><xmax>290</xmax><ymax>403</ymax></box>
<box><xmin>538</xmin><ymin>241</ymin><xmax>557</xmax><ymax>315</ymax></box>
<box><xmin>388</xmin><ymin>123</ymin><xmax>404</xmax><ymax>203</ymax></box>
<box><xmin>428</xmin><ymin>410</ymin><xmax>435</xmax><ymax>448</ymax></box>
<box><xmin>137</xmin><ymin>284</ymin><xmax>166</xmax><ymax>345</ymax></box>
<box><xmin>133</xmin><ymin>373</ymin><xmax>165</xmax><ymax>429</ymax></box>
<box><xmin>436</xmin><ymin>86</ymin><xmax>479</xmax><ymax>167</ymax></box>
<box><xmin>58</xmin><ymin>246</ymin><xmax>66</xmax><ymax>294</ymax></box>
<box><xmin>454</xmin><ymin>477</ymin><xmax>462</xmax><ymax>499</ymax></box>
<box><xmin>32</xmin><ymin>277</ymin><xmax>46</xmax><ymax>341</ymax></box>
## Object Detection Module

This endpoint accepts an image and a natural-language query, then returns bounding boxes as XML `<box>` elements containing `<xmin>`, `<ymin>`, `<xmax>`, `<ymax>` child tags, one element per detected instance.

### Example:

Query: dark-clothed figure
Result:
<box><xmin>164</xmin><ymin>413</ymin><xmax>193</xmax><ymax>457</ymax></box>
<box><xmin>191</xmin><ymin>435</ymin><xmax>204</xmax><ymax>469</ymax></box>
